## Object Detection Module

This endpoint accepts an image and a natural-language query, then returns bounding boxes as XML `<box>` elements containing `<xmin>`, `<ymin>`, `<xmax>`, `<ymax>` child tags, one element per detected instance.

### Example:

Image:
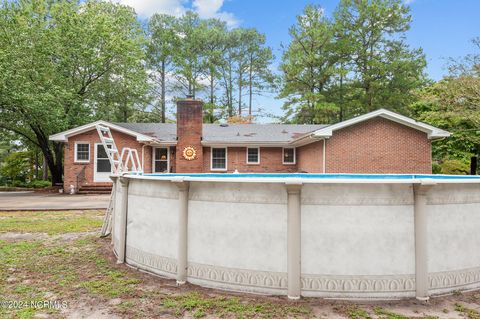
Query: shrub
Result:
<box><xmin>438</xmin><ymin>159</ymin><xmax>470</xmax><ymax>175</ymax></box>
<box><xmin>11</xmin><ymin>180</ymin><xmax>28</xmax><ymax>187</ymax></box>
<box><xmin>29</xmin><ymin>180</ymin><xmax>51</xmax><ymax>188</ymax></box>
<box><xmin>0</xmin><ymin>151</ymin><xmax>32</xmax><ymax>183</ymax></box>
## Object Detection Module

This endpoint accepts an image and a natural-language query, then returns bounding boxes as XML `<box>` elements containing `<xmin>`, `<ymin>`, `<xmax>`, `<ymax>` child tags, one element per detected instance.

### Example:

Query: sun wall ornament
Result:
<box><xmin>182</xmin><ymin>146</ymin><xmax>197</xmax><ymax>160</ymax></box>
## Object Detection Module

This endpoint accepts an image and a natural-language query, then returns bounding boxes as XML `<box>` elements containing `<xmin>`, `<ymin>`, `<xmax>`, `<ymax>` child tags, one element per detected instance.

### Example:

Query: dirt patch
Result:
<box><xmin>1</xmin><ymin>210</ymin><xmax>480</xmax><ymax>318</ymax></box>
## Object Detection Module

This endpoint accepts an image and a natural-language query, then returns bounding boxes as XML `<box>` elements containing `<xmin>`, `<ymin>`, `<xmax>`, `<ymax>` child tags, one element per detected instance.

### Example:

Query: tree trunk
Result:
<box><xmin>161</xmin><ymin>60</ymin><xmax>166</xmax><ymax>123</ymax></box>
<box><xmin>34</xmin><ymin>150</ymin><xmax>39</xmax><ymax>180</ymax></box>
<box><xmin>238</xmin><ymin>70</ymin><xmax>242</xmax><ymax>116</ymax></box>
<box><xmin>228</xmin><ymin>65</ymin><xmax>233</xmax><ymax>117</ymax></box>
<box><xmin>206</xmin><ymin>71</ymin><xmax>214</xmax><ymax>123</ymax></box>
<box><xmin>248</xmin><ymin>62</ymin><xmax>253</xmax><ymax>118</ymax></box>
<box><xmin>123</xmin><ymin>102</ymin><xmax>128</xmax><ymax>122</ymax></box>
<box><xmin>29</xmin><ymin>125</ymin><xmax>62</xmax><ymax>185</ymax></box>
<box><xmin>339</xmin><ymin>65</ymin><xmax>344</xmax><ymax>122</ymax></box>
<box><xmin>210</xmin><ymin>71</ymin><xmax>214</xmax><ymax>105</ymax></box>
<box><xmin>41</xmin><ymin>143</ymin><xmax>62</xmax><ymax>185</ymax></box>
<box><xmin>42</xmin><ymin>154</ymin><xmax>48</xmax><ymax>180</ymax></box>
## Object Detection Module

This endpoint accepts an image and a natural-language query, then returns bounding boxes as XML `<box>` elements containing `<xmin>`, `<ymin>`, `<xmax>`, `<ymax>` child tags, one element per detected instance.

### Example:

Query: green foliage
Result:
<box><xmin>279</xmin><ymin>5</ymin><xmax>341</xmax><ymax>124</ymax></box>
<box><xmin>280</xmin><ymin>0</ymin><xmax>426</xmax><ymax>124</ymax></box>
<box><xmin>437</xmin><ymin>160</ymin><xmax>470</xmax><ymax>175</ymax></box>
<box><xmin>373</xmin><ymin>307</ymin><xmax>408</xmax><ymax>319</ymax></box>
<box><xmin>147</xmin><ymin>13</ymin><xmax>179</xmax><ymax>123</ymax></box>
<box><xmin>0</xmin><ymin>210</ymin><xmax>103</xmax><ymax>234</ymax></box>
<box><xmin>0</xmin><ymin>151</ymin><xmax>32</xmax><ymax>183</ymax></box>
<box><xmin>162</xmin><ymin>292</ymin><xmax>311</xmax><ymax>318</ymax></box>
<box><xmin>411</xmin><ymin>79</ymin><xmax>480</xmax><ymax>160</ymax></box>
<box><xmin>455</xmin><ymin>303</ymin><xmax>480</xmax><ymax>319</ymax></box>
<box><xmin>409</xmin><ymin>44</ymin><xmax>480</xmax><ymax>174</ymax></box>
<box><xmin>347</xmin><ymin>306</ymin><xmax>372</xmax><ymax>319</ymax></box>
<box><xmin>334</xmin><ymin>0</ymin><xmax>426</xmax><ymax>114</ymax></box>
<box><xmin>147</xmin><ymin>12</ymin><xmax>275</xmax><ymax>122</ymax></box>
<box><xmin>29</xmin><ymin>180</ymin><xmax>51</xmax><ymax>188</ymax></box>
<box><xmin>0</xmin><ymin>0</ymin><xmax>148</xmax><ymax>183</ymax></box>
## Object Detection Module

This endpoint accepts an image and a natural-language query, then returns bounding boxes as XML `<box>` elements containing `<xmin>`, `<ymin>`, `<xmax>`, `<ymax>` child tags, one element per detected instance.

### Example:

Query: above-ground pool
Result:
<box><xmin>111</xmin><ymin>173</ymin><xmax>480</xmax><ymax>300</ymax></box>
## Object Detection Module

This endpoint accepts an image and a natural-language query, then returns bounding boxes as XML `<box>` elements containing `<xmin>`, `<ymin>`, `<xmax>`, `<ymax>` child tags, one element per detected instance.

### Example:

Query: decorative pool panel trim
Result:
<box><xmin>126</xmin><ymin>246</ymin><xmax>177</xmax><ymax>277</ymax></box>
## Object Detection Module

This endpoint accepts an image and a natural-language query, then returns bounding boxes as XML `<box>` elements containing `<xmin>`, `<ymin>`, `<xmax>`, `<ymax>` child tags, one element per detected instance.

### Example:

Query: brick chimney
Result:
<box><xmin>175</xmin><ymin>96</ymin><xmax>204</xmax><ymax>173</ymax></box>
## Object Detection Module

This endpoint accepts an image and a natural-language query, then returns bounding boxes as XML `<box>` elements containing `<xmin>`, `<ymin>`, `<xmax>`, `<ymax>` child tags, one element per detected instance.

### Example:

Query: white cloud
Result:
<box><xmin>119</xmin><ymin>0</ymin><xmax>186</xmax><ymax>17</ymax></box>
<box><xmin>193</xmin><ymin>0</ymin><xmax>239</xmax><ymax>28</ymax></box>
<box><xmin>192</xmin><ymin>0</ymin><xmax>223</xmax><ymax>16</ymax></box>
<box><xmin>211</xmin><ymin>11</ymin><xmax>238</xmax><ymax>28</ymax></box>
<box><xmin>118</xmin><ymin>0</ymin><xmax>239</xmax><ymax>27</ymax></box>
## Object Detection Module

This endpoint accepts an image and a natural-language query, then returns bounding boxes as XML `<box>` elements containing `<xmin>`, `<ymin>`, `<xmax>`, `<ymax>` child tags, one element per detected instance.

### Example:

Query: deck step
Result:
<box><xmin>78</xmin><ymin>185</ymin><xmax>112</xmax><ymax>194</ymax></box>
<box><xmin>78</xmin><ymin>190</ymin><xmax>112</xmax><ymax>195</ymax></box>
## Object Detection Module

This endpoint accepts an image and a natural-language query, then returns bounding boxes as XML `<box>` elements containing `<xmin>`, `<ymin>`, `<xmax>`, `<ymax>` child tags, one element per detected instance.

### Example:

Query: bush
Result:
<box><xmin>11</xmin><ymin>180</ymin><xmax>28</xmax><ymax>187</ymax></box>
<box><xmin>432</xmin><ymin>162</ymin><xmax>441</xmax><ymax>174</ymax></box>
<box><xmin>0</xmin><ymin>151</ymin><xmax>32</xmax><ymax>183</ymax></box>
<box><xmin>438</xmin><ymin>159</ymin><xmax>470</xmax><ymax>175</ymax></box>
<box><xmin>29</xmin><ymin>180</ymin><xmax>51</xmax><ymax>188</ymax></box>
<box><xmin>7</xmin><ymin>179</ymin><xmax>51</xmax><ymax>188</ymax></box>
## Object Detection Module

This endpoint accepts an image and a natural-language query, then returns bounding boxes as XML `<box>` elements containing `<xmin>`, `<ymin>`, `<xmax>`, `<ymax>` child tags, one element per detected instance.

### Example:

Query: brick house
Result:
<box><xmin>50</xmin><ymin>98</ymin><xmax>450</xmax><ymax>193</ymax></box>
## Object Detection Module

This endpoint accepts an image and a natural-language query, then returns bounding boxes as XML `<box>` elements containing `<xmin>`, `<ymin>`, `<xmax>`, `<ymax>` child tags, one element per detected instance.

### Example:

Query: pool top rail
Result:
<box><xmin>121</xmin><ymin>173</ymin><xmax>480</xmax><ymax>184</ymax></box>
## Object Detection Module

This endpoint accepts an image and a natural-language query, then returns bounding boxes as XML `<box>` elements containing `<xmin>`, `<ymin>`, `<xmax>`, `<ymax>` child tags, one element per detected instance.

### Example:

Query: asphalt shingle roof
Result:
<box><xmin>115</xmin><ymin>123</ymin><xmax>328</xmax><ymax>143</ymax></box>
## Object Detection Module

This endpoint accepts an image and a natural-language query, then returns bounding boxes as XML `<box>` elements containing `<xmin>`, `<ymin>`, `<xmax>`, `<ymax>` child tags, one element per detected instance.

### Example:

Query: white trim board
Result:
<box><xmin>311</xmin><ymin>109</ymin><xmax>450</xmax><ymax>140</ymax></box>
<box><xmin>49</xmin><ymin>120</ymin><xmax>155</xmax><ymax>143</ymax></box>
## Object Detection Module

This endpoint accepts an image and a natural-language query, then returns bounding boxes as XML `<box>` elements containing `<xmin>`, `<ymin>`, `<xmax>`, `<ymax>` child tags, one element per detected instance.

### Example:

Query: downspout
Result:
<box><xmin>323</xmin><ymin>138</ymin><xmax>326</xmax><ymax>174</ymax></box>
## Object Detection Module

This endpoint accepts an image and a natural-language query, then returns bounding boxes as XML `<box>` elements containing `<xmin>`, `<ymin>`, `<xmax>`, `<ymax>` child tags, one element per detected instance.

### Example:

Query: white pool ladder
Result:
<box><xmin>96</xmin><ymin>124</ymin><xmax>143</xmax><ymax>237</ymax></box>
<box><xmin>96</xmin><ymin>125</ymin><xmax>122</xmax><ymax>174</ymax></box>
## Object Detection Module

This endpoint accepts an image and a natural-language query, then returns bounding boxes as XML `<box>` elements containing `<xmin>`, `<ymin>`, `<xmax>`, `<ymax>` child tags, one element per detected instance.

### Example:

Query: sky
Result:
<box><xmin>119</xmin><ymin>0</ymin><xmax>480</xmax><ymax>121</ymax></box>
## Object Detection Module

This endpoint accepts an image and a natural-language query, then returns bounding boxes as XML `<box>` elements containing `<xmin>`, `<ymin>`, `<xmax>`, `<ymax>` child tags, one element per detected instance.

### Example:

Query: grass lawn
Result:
<box><xmin>0</xmin><ymin>210</ymin><xmax>479</xmax><ymax>318</ymax></box>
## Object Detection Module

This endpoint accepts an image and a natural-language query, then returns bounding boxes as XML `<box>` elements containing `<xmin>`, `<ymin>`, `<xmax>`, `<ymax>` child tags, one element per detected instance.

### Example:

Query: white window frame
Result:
<box><xmin>246</xmin><ymin>147</ymin><xmax>260</xmax><ymax>165</ymax></box>
<box><xmin>282</xmin><ymin>147</ymin><xmax>296</xmax><ymax>165</ymax></box>
<box><xmin>74</xmin><ymin>142</ymin><xmax>90</xmax><ymax>163</ymax></box>
<box><xmin>152</xmin><ymin>147</ymin><xmax>170</xmax><ymax>173</ymax></box>
<box><xmin>210</xmin><ymin>147</ymin><xmax>228</xmax><ymax>171</ymax></box>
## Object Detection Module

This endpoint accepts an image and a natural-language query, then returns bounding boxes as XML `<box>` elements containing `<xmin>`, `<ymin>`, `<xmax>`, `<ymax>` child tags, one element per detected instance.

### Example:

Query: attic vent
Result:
<box><xmin>219</xmin><ymin>123</ymin><xmax>229</xmax><ymax>127</ymax></box>
<box><xmin>236</xmin><ymin>132</ymin><xmax>240</xmax><ymax>136</ymax></box>
<box><xmin>281</xmin><ymin>129</ymin><xmax>288</xmax><ymax>134</ymax></box>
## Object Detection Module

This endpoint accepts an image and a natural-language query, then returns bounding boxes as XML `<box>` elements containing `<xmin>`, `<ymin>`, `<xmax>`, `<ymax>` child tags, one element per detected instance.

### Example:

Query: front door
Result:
<box><xmin>94</xmin><ymin>143</ymin><xmax>112</xmax><ymax>182</ymax></box>
<box><xmin>153</xmin><ymin>147</ymin><xmax>170</xmax><ymax>173</ymax></box>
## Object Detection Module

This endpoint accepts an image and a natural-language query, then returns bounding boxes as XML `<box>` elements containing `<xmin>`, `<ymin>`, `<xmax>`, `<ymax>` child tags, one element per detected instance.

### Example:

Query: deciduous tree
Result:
<box><xmin>0</xmin><ymin>0</ymin><xmax>147</xmax><ymax>184</ymax></box>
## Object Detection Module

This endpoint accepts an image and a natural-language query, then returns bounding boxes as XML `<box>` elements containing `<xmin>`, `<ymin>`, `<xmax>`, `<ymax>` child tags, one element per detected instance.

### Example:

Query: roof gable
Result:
<box><xmin>49</xmin><ymin>110</ymin><xmax>450</xmax><ymax>146</ymax></box>
<box><xmin>49</xmin><ymin>120</ymin><xmax>155</xmax><ymax>142</ymax></box>
<box><xmin>311</xmin><ymin>109</ymin><xmax>450</xmax><ymax>140</ymax></box>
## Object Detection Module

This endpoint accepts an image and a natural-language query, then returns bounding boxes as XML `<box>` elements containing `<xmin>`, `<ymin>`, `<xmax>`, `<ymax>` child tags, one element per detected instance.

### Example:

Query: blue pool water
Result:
<box><xmin>142</xmin><ymin>173</ymin><xmax>480</xmax><ymax>180</ymax></box>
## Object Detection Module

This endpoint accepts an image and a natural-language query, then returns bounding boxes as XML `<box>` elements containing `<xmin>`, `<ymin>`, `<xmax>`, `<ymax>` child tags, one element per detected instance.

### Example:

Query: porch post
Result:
<box><xmin>174</xmin><ymin>179</ymin><xmax>190</xmax><ymax>285</ymax></box>
<box><xmin>413</xmin><ymin>183</ymin><xmax>433</xmax><ymax>300</ymax></box>
<box><xmin>286</xmin><ymin>182</ymin><xmax>302</xmax><ymax>300</ymax></box>
<box><xmin>117</xmin><ymin>177</ymin><xmax>129</xmax><ymax>264</ymax></box>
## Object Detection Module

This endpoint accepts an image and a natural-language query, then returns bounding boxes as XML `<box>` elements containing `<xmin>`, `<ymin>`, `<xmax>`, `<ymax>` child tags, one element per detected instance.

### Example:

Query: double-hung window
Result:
<box><xmin>283</xmin><ymin>147</ymin><xmax>295</xmax><ymax>165</ymax></box>
<box><xmin>246</xmin><ymin>147</ymin><xmax>260</xmax><ymax>164</ymax></box>
<box><xmin>74</xmin><ymin>142</ymin><xmax>90</xmax><ymax>163</ymax></box>
<box><xmin>211</xmin><ymin>148</ymin><xmax>227</xmax><ymax>171</ymax></box>
<box><xmin>154</xmin><ymin>148</ymin><xmax>169</xmax><ymax>173</ymax></box>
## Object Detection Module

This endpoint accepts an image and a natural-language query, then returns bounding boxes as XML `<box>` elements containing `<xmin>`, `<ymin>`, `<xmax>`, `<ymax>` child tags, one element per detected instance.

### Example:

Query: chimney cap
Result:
<box><xmin>186</xmin><ymin>94</ymin><xmax>194</xmax><ymax>100</ymax></box>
